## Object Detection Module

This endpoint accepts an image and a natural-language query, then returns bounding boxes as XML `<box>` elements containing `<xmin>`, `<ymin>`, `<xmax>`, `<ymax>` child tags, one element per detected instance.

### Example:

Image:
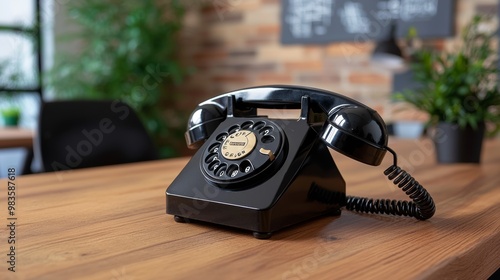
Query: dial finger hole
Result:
<box><xmin>205</xmin><ymin>153</ymin><xmax>219</xmax><ymax>163</ymax></box>
<box><xmin>259</xmin><ymin>126</ymin><xmax>274</xmax><ymax>136</ymax></box>
<box><xmin>253</xmin><ymin>121</ymin><xmax>266</xmax><ymax>130</ymax></box>
<box><xmin>241</xmin><ymin>121</ymin><xmax>254</xmax><ymax>129</ymax></box>
<box><xmin>208</xmin><ymin>160</ymin><xmax>221</xmax><ymax>171</ymax></box>
<box><xmin>227</xmin><ymin>164</ymin><xmax>239</xmax><ymax>178</ymax></box>
<box><xmin>228</xmin><ymin>125</ymin><xmax>240</xmax><ymax>134</ymax></box>
<box><xmin>216</xmin><ymin>132</ymin><xmax>228</xmax><ymax>142</ymax></box>
<box><xmin>214</xmin><ymin>164</ymin><xmax>227</xmax><ymax>177</ymax></box>
<box><xmin>208</xmin><ymin>143</ymin><xmax>221</xmax><ymax>154</ymax></box>
<box><xmin>240</xmin><ymin>160</ymin><xmax>253</xmax><ymax>174</ymax></box>
<box><xmin>261</xmin><ymin>135</ymin><xmax>275</xmax><ymax>143</ymax></box>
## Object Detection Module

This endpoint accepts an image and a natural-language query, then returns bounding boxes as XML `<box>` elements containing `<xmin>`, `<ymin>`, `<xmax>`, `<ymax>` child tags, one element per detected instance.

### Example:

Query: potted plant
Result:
<box><xmin>48</xmin><ymin>0</ymin><xmax>188</xmax><ymax>157</ymax></box>
<box><xmin>0</xmin><ymin>107</ymin><xmax>21</xmax><ymax>127</ymax></box>
<box><xmin>396</xmin><ymin>16</ymin><xmax>500</xmax><ymax>163</ymax></box>
<box><xmin>0</xmin><ymin>60</ymin><xmax>22</xmax><ymax>127</ymax></box>
<box><xmin>0</xmin><ymin>93</ymin><xmax>21</xmax><ymax>127</ymax></box>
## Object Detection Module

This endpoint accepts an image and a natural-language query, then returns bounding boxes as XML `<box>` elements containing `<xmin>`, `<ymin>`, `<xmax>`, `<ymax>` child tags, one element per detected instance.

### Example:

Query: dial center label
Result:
<box><xmin>222</xmin><ymin>130</ymin><xmax>256</xmax><ymax>160</ymax></box>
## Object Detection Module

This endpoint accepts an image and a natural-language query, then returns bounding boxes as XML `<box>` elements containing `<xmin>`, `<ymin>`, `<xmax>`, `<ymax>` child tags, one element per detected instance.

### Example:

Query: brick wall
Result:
<box><xmin>177</xmin><ymin>0</ymin><xmax>498</xmax><ymax>121</ymax></box>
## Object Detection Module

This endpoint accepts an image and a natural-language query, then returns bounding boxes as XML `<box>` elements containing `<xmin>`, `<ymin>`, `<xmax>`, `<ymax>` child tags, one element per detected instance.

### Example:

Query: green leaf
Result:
<box><xmin>46</xmin><ymin>0</ymin><xmax>189</xmax><ymax>157</ymax></box>
<box><xmin>399</xmin><ymin>15</ymin><xmax>500</xmax><ymax>133</ymax></box>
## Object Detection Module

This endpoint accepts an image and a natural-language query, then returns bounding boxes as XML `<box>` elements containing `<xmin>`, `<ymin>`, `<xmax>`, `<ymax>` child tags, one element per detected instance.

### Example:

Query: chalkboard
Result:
<box><xmin>281</xmin><ymin>0</ymin><xmax>456</xmax><ymax>44</ymax></box>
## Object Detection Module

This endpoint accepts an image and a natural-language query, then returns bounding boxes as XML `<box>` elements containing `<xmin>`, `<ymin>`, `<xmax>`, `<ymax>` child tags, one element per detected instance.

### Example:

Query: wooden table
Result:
<box><xmin>0</xmin><ymin>128</ymin><xmax>33</xmax><ymax>149</ymax></box>
<box><xmin>1</xmin><ymin>139</ymin><xmax>499</xmax><ymax>280</ymax></box>
<box><xmin>0</xmin><ymin>127</ymin><xmax>35</xmax><ymax>175</ymax></box>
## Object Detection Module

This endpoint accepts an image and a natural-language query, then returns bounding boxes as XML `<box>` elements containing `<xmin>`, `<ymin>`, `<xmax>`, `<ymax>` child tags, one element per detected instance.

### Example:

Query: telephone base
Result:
<box><xmin>167</xmin><ymin>119</ymin><xmax>346</xmax><ymax>239</ymax></box>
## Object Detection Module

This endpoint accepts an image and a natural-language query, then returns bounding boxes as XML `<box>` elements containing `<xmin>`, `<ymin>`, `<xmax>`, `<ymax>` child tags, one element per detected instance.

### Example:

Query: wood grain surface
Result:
<box><xmin>0</xmin><ymin>139</ymin><xmax>499</xmax><ymax>280</ymax></box>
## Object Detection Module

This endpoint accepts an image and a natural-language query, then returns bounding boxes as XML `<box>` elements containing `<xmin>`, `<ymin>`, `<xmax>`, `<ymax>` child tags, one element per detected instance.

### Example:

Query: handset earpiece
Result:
<box><xmin>320</xmin><ymin>105</ymin><xmax>388</xmax><ymax>166</ymax></box>
<box><xmin>185</xmin><ymin>95</ymin><xmax>259</xmax><ymax>149</ymax></box>
<box><xmin>185</xmin><ymin>103</ymin><xmax>225</xmax><ymax>149</ymax></box>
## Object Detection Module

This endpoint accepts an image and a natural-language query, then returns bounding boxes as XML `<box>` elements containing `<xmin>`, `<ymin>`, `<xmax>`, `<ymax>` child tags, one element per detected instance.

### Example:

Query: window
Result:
<box><xmin>0</xmin><ymin>0</ymin><xmax>45</xmax><ymax>128</ymax></box>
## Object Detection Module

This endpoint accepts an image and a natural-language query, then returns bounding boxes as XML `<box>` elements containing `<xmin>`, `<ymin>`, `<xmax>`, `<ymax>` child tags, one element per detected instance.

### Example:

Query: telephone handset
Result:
<box><xmin>166</xmin><ymin>85</ymin><xmax>435</xmax><ymax>239</ymax></box>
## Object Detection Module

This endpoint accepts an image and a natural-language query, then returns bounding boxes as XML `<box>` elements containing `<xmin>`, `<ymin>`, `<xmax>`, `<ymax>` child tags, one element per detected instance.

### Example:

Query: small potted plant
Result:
<box><xmin>1</xmin><ymin>106</ymin><xmax>21</xmax><ymax>126</ymax></box>
<box><xmin>396</xmin><ymin>16</ymin><xmax>500</xmax><ymax>163</ymax></box>
<box><xmin>0</xmin><ymin>92</ymin><xmax>21</xmax><ymax>127</ymax></box>
<box><xmin>0</xmin><ymin>60</ymin><xmax>22</xmax><ymax>127</ymax></box>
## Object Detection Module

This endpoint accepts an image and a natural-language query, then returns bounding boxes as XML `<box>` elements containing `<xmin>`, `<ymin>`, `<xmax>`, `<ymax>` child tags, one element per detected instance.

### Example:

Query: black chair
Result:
<box><xmin>36</xmin><ymin>100</ymin><xmax>158</xmax><ymax>172</ymax></box>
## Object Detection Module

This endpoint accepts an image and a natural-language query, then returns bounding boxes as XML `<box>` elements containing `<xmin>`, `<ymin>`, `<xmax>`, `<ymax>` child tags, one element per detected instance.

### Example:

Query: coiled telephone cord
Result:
<box><xmin>345</xmin><ymin>147</ymin><xmax>436</xmax><ymax>220</ymax></box>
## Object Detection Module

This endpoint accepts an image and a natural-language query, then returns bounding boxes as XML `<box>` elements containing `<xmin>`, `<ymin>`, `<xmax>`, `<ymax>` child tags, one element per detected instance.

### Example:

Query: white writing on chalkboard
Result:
<box><xmin>338</xmin><ymin>1</ymin><xmax>370</xmax><ymax>34</ymax></box>
<box><xmin>376</xmin><ymin>0</ymin><xmax>438</xmax><ymax>22</ymax></box>
<box><xmin>281</xmin><ymin>0</ymin><xmax>453</xmax><ymax>44</ymax></box>
<box><xmin>285</xmin><ymin>0</ymin><xmax>334</xmax><ymax>38</ymax></box>
<box><xmin>376</xmin><ymin>0</ymin><xmax>401</xmax><ymax>21</ymax></box>
<box><xmin>400</xmin><ymin>0</ymin><xmax>438</xmax><ymax>21</ymax></box>
<box><xmin>338</xmin><ymin>0</ymin><xmax>439</xmax><ymax>35</ymax></box>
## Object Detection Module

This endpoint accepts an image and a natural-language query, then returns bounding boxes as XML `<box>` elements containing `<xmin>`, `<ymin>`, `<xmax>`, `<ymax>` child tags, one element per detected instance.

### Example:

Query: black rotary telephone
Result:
<box><xmin>166</xmin><ymin>85</ymin><xmax>435</xmax><ymax>239</ymax></box>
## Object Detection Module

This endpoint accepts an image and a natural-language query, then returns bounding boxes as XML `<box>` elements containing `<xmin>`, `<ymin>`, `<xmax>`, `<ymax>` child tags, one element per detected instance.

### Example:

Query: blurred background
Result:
<box><xmin>0</xmin><ymin>0</ymin><xmax>498</xmax><ymax>176</ymax></box>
